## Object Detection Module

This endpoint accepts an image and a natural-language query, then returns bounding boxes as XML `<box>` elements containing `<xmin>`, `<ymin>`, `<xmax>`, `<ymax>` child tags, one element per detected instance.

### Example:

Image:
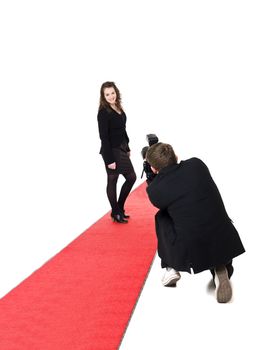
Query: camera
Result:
<box><xmin>146</xmin><ymin>134</ymin><xmax>159</xmax><ymax>146</ymax></box>
<box><xmin>141</xmin><ymin>134</ymin><xmax>159</xmax><ymax>184</ymax></box>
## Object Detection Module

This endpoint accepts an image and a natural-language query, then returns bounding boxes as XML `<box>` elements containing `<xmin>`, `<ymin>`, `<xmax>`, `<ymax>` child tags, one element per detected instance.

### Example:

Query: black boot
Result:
<box><xmin>111</xmin><ymin>213</ymin><xmax>128</xmax><ymax>223</ymax></box>
<box><xmin>122</xmin><ymin>210</ymin><xmax>130</xmax><ymax>219</ymax></box>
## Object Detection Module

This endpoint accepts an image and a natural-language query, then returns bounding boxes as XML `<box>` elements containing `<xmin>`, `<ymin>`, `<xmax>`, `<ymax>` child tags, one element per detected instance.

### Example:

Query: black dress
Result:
<box><xmin>97</xmin><ymin>107</ymin><xmax>135</xmax><ymax>175</ymax></box>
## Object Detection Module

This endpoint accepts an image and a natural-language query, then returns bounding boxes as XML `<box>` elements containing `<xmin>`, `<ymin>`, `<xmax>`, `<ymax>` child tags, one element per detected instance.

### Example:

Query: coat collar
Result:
<box><xmin>158</xmin><ymin>162</ymin><xmax>182</xmax><ymax>175</ymax></box>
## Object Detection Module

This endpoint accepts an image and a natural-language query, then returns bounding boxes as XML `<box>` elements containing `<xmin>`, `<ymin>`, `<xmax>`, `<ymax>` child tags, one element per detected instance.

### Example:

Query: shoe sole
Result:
<box><xmin>162</xmin><ymin>275</ymin><xmax>181</xmax><ymax>287</ymax></box>
<box><xmin>111</xmin><ymin>218</ymin><xmax>128</xmax><ymax>223</ymax></box>
<box><xmin>215</xmin><ymin>267</ymin><xmax>232</xmax><ymax>303</ymax></box>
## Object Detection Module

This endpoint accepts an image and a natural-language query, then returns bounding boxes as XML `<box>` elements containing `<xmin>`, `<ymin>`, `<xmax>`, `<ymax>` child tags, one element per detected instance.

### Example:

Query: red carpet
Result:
<box><xmin>0</xmin><ymin>182</ymin><xmax>157</xmax><ymax>350</ymax></box>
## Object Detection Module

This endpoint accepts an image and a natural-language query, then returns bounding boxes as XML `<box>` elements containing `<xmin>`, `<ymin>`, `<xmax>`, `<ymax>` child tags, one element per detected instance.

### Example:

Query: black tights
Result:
<box><xmin>106</xmin><ymin>171</ymin><xmax>137</xmax><ymax>215</ymax></box>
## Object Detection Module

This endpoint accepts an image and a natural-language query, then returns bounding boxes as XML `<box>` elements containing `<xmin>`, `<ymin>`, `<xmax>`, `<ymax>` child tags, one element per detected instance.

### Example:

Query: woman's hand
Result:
<box><xmin>108</xmin><ymin>162</ymin><xmax>116</xmax><ymax>170</ymax></box>
<box><xmin>127</xmin><ymin>151</ymin><xmax>131</xmax><ymax>157</ymax></box>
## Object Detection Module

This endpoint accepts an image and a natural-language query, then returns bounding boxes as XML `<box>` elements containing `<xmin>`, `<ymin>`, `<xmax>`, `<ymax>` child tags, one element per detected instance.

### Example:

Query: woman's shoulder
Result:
<box><xmin>97</xmin><ymin>107</ymin><xmax>111</xmax><ymax>119</ymax></box>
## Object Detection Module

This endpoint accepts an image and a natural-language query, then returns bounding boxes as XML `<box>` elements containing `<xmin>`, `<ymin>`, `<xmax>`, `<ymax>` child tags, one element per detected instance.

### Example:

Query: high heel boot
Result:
<box><xmin>119</xmin><ymin>209</ymin><xmax>130</xmax><ymax>219</ymax></box>
<box><xmin>111</xmin><ymin>213</ymin><xmax>128</xmax><ymax>223</ymax></box>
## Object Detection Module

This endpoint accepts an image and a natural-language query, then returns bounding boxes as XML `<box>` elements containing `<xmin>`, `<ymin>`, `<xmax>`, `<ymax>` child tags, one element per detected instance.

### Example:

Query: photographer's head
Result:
<box><xmin>146</xmin><ymin>142</ymin><xmax>178</xmax><ymax>173</ymax></box>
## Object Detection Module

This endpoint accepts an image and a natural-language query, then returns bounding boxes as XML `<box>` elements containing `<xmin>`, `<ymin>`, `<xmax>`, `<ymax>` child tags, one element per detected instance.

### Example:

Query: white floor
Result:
<box><xmin>120</xmin><ymin>249</ymin><xmax>260</xmax><ymax>350</ymax></box>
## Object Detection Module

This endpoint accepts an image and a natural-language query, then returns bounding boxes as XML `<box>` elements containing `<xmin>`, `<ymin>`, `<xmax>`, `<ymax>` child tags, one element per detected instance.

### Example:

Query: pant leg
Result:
<box><xmin>210</xmin><ymin>260</ymin><xmax>234</xmax><ymax>279</ymax></box>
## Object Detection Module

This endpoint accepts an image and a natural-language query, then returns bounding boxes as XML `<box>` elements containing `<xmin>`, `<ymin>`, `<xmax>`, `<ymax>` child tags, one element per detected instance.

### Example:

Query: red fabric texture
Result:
<box><xmin>0</xmin><ymin>182</ymin><xmax>157</xmax><ymax>350</ymax></box>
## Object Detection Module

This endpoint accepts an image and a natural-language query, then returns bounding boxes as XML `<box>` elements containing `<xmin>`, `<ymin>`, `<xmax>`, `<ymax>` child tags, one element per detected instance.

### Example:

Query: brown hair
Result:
<box><xmin>146</xmin><ymin>142</ymin><xmax>178</xmax><ymax>171</ymax></box>
<box><xmin>99</xmin><ymin>81</ymin><xmax>123</xmax><ymax>112</ymax></box>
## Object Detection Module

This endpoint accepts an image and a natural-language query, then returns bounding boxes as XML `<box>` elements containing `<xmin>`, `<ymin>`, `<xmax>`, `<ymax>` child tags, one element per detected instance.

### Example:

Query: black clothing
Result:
<box><xmin>106</xmin><ymin>172</ymin><xmax>136</xmax><ymax>215</ymax></box>
<box><xmin>97</xmin><ymin>107</ymin><xmax>130</xmax><ymax>165</ymax></box>
<box><xmin>97</xmin><ymin>106</ymin><xmax>136</xmax><ymax>216</ymax></box>
<box><xmin>105</xmin><ymin>145</ymin><xmax>135</xmax><ymax>175</ymax></box>
<box><xmin>210</xmin><ymin>261</ymin><xmax>234</xmax><ymax>279</ymax></box>
<box><xmin>147</xmin><ymin>158</ymin><xmax>245</xmax><ymax>274</ymax></box>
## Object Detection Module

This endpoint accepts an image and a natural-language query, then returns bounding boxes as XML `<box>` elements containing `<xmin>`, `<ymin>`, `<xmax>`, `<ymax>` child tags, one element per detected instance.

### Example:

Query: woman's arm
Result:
<box><xmin>97</xmin><ymin>109</ymin><xmax>115</xmax><ymax>165</ymax></box>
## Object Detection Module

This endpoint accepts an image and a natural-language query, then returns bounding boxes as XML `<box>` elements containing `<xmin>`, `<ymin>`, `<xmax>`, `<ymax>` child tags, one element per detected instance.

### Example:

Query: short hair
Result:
<box><xmin>146</xmin><ymin>142</ymin><xmax>177</xmax><ymax>171</ymax></box>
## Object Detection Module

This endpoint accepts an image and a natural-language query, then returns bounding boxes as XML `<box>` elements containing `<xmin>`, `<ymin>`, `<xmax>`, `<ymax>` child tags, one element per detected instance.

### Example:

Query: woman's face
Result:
<box><xmin>104</xmin><ymin>87</ymin><xmax>117</xmax><ymax>105</ymax></box>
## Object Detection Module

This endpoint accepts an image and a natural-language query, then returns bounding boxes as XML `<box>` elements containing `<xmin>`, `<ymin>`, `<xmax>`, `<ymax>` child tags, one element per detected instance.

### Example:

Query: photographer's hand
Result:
<box><xmin>108</xmin><ymin>162</ymin><xmax>116</xmax><ymax>170</ymax></box>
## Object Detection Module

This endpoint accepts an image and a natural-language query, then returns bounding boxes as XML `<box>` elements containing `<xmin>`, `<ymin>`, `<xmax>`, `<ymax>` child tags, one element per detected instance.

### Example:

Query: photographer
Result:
<box><xmin>145</xmin><ymin>142</ymin><xmax>245</xmax><ymax>303</ymax></box>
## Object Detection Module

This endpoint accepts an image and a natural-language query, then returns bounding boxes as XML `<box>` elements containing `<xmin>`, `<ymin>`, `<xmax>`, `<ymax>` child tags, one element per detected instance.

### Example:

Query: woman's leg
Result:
<box><xmin>117</xmin><ymin>171</ymin><xmax>137</xmax><ymax>213</ymax></box>
<box><xmin>106</xmin><ymin>173</ymin><xmax>120</xmax><ymax>215</ymax></box>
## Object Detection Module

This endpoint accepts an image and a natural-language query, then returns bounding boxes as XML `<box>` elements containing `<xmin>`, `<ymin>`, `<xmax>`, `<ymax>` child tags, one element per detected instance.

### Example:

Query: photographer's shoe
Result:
<box><xmin>111</xmin><ymin>214</ymin><xmax>128</xmax><ymax>224</ymax></box>
<box><xmin>162</xmin><ymin>268</ymin><xmax>181</xmax><ymax>287</ymax></box>
<box><xmin>214</xmin><ymin>265</ymin><xmax>232</xmax><ymax>303</ymax></box>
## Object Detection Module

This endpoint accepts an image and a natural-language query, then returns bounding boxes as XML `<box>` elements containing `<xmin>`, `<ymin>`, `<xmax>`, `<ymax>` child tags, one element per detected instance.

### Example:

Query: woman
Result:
<box><xmin>97</xmin><ymin>81</ymin><xmax>137</xmax><ymax>223</ymax></box>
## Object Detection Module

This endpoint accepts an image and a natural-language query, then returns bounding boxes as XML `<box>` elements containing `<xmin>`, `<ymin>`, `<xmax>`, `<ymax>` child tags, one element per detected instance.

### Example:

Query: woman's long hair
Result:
<box><xmin>99</xmin><ymin>81</ymin><xmax>123</xmax><ymax>112</ymax></box>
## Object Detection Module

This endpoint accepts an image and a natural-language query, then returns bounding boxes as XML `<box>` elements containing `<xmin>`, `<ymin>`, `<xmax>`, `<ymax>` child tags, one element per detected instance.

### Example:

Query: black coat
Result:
<box><xmin>146</xmin><ymin>158</ymin><xmax>245</xmax><ymax>273</ymax></box>
<box><xmin>97</xmin><ymin>107</ymin><xmax>130</xmax><ymax>165</ymax></box>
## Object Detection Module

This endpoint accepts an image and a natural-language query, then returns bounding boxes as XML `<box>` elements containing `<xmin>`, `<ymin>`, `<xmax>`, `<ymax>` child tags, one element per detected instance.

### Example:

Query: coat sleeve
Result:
<box><xmin>124</xmin><ymin>130</ymin><xmax>130</xmax><ymax>152</ymax></box>
<box><xmin>123</xmin><ymin>113</ymin><xmax>130</xmax><ymax>152</ymax></box>
<box><xmin>155</xmin><ymin>210</ymin><xmax>177</xmax><ymax>244</ymax></box>
<box><xmin>97</xmin><ymin>109</ymin><xmax>115</xmax><ymax>165</ymax></box>
<box><xmin>146</xmin><ymin>182</ymin><xmax>164</xmax><ymax>210</ymax></box>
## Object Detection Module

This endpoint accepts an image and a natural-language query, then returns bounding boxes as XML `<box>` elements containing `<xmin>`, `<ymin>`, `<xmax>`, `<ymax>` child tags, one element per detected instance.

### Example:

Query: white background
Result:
<box><xmin>0</xmin><ymin>1</ymin><xmax>262</xmax><ymax>348</ymax></box>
